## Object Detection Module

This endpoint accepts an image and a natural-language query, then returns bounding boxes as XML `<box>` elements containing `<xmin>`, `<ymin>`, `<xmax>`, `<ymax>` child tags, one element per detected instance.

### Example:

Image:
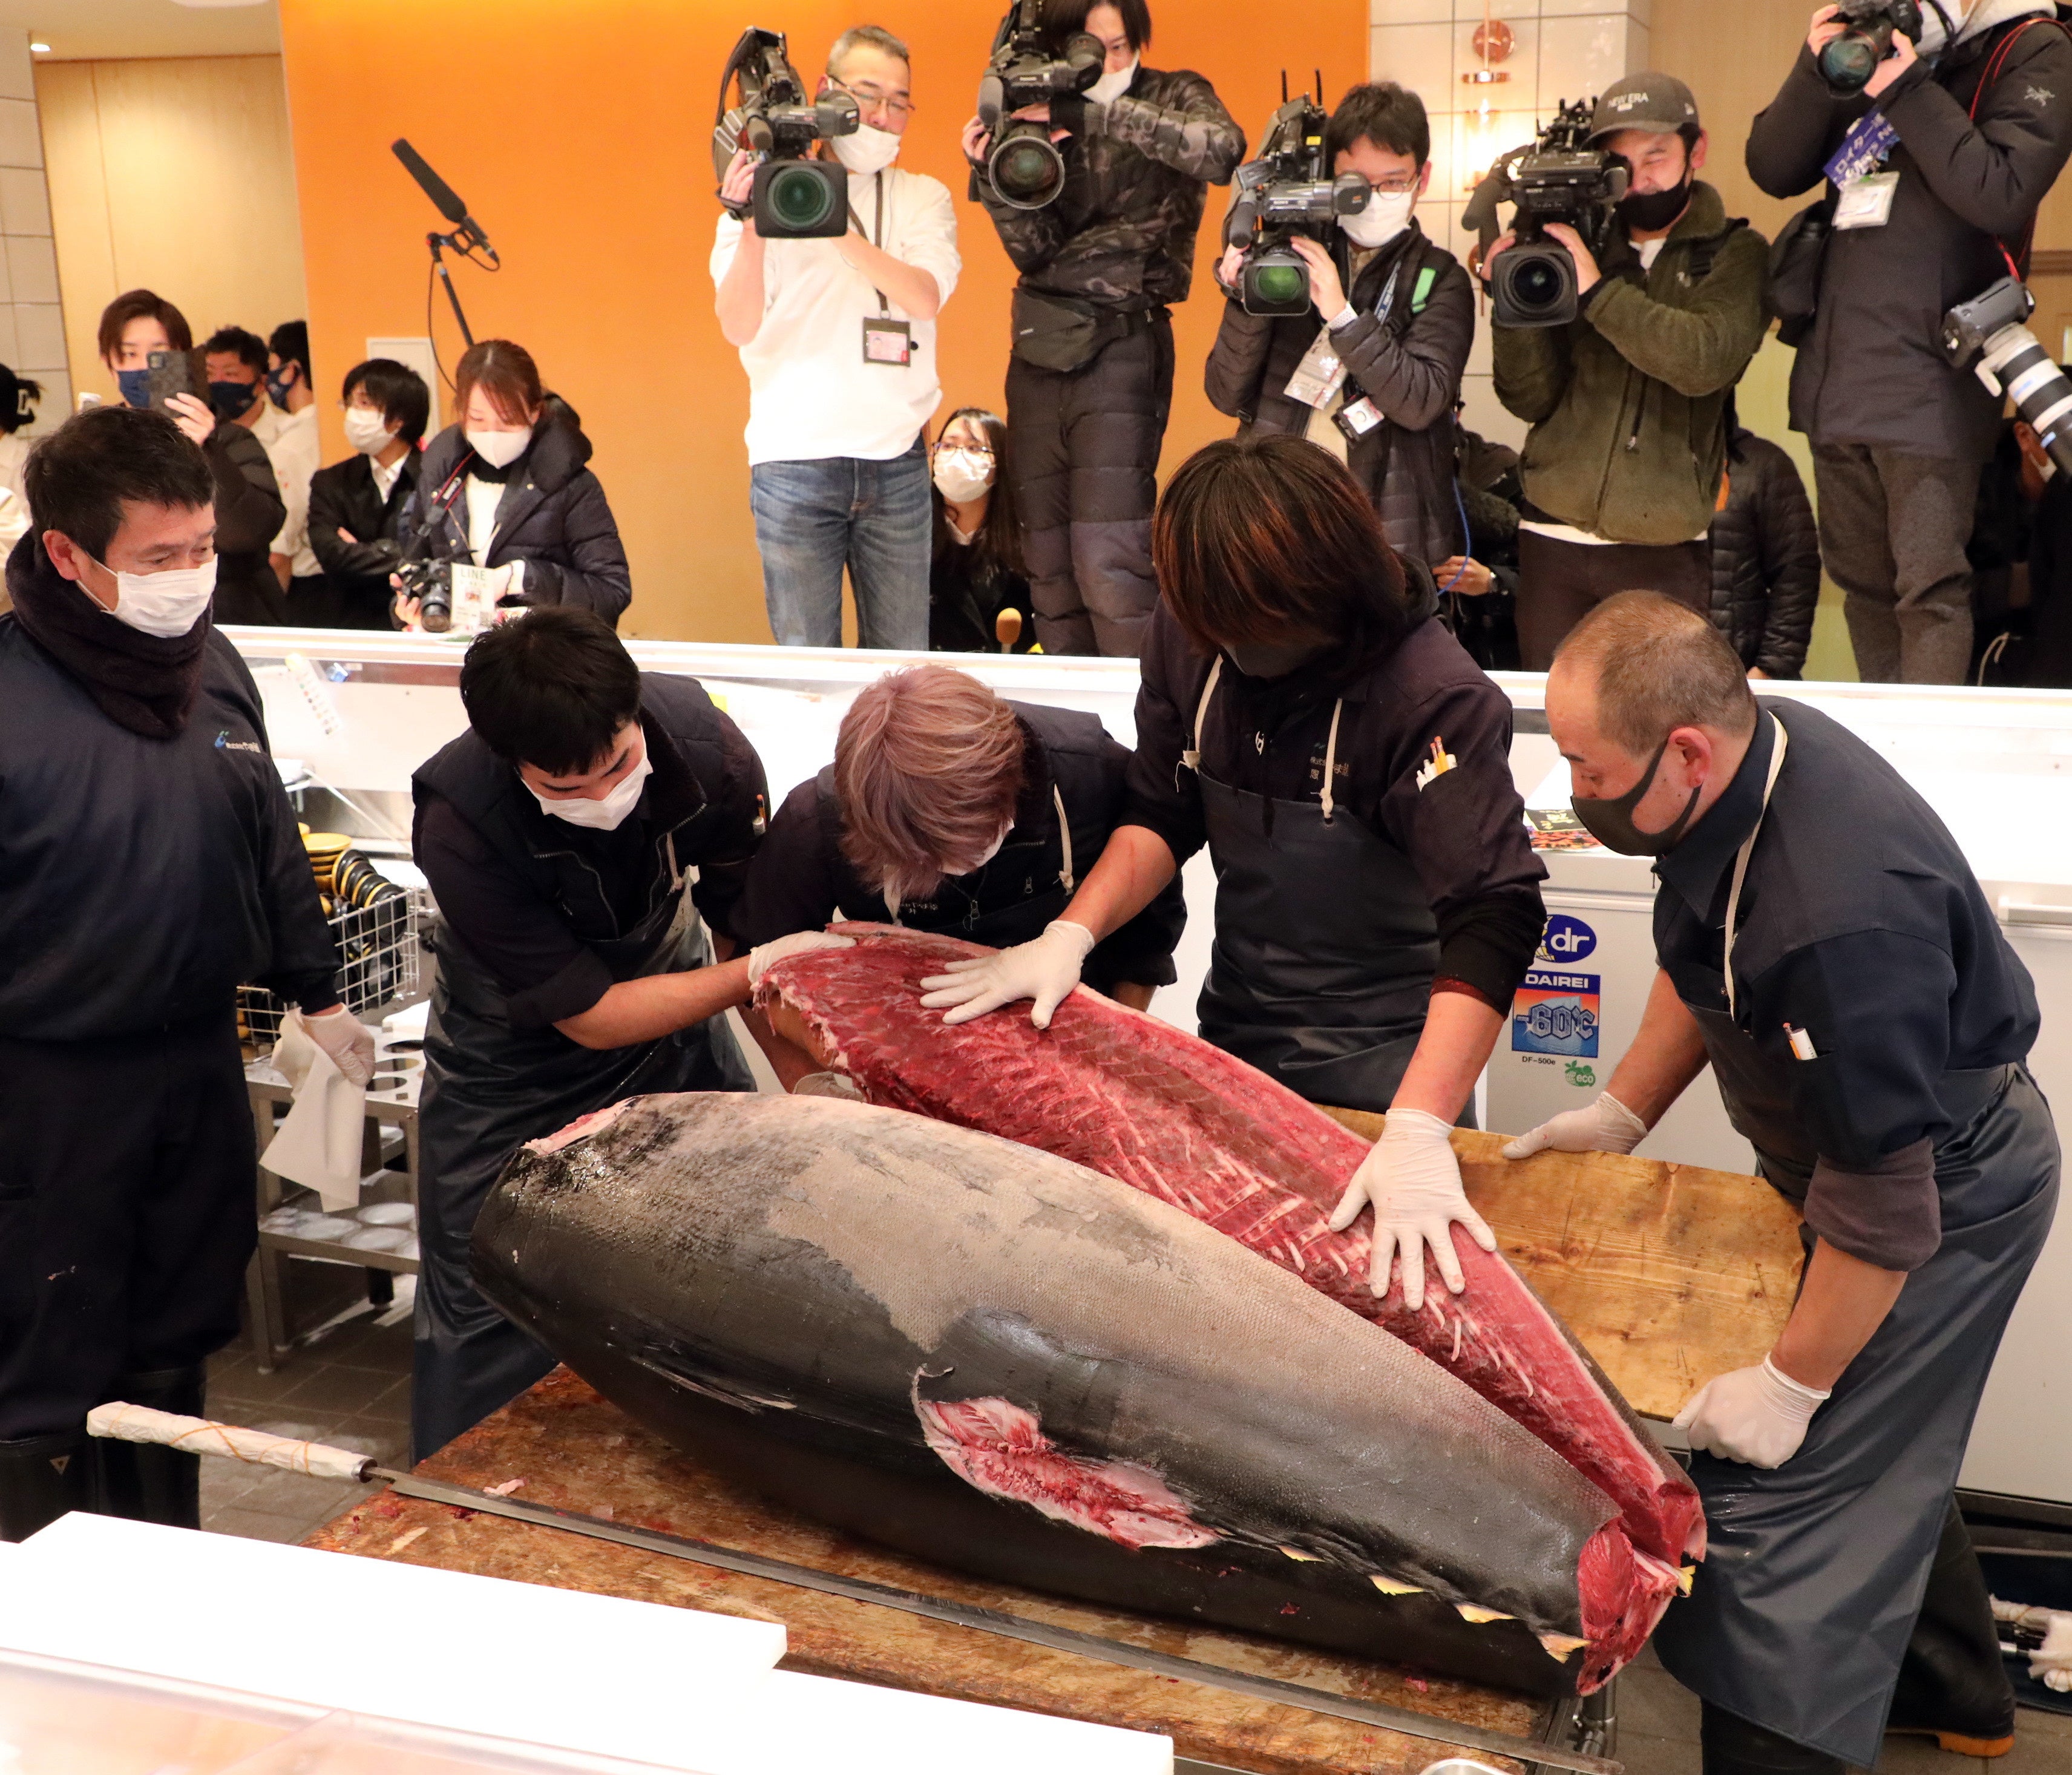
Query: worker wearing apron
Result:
<box><xmin>927</xmin><ymin>435</ymin><xmax>1547</xmax><ymax>1308</ymax></box>
<box><xmin>1509</xmin><ymin>592</ymin><xmax>2057</xmax><ymax>1774</ymax></box>
<box><xmin>411</xmin><ymin>611</ymin><xmax>818</xmax><ymax>1460</ymax></box>
<box><xmin>734</xmin><ymin>665</ymin><xmax>1186</xmax><ymax>1078</ymax></box>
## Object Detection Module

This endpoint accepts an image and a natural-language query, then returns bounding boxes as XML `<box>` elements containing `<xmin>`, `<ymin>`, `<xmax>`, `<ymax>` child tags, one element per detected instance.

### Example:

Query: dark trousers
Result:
<box><xmin>1515</xmin><ymin>529</ymin><xmax>1712</xmax><ymax>669</ymax></box>
<box><xmin>1812</xmin><ymin>443</ymin><xmax>1979</xmax><ymax>684</ymax></box>
<box><xmin>1006</xmin><ymin>313</ymin><xmax>1175</xmax><ymax>658</ymax></box>
<box><xmin>0</xmin><ymin>1015</ymin><xmax>254</xmax><ymax>1439</ymax></box>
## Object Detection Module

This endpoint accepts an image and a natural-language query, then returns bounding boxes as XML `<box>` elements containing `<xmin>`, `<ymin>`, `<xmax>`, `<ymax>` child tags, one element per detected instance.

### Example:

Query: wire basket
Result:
<box><xmin>238</xmin><ymin>882</ymin><xmax>425</xmax><ymax>1051</ymax></box>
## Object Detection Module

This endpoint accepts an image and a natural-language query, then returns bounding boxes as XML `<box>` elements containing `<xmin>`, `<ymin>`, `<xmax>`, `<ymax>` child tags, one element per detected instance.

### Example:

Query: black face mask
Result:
<box><xmin>1225</xmin><ymin>638</ymin><xmax>1330</xmax><ymax>680</ymax></box>
<box><xmin>1616</xmin><ymin>167</ymin><xmax>1693</xmax><ymax>234</ymax></box>
<box><xmin>208</xmin><ymin>379</ymin><xmax>258</xmax><ymax>422</ymax></box>
<box><xmin>1569</xmin><ymin>736</ymin><xmax>1702</xmax><ymax>856</ymax></box>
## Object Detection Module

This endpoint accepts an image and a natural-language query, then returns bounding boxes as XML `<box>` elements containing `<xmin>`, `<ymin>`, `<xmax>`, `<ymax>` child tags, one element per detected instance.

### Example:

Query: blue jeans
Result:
<box><xmin>749</xmin><ymin>440</ymin><xmax>931</xmax><ymax>649</ymax></box>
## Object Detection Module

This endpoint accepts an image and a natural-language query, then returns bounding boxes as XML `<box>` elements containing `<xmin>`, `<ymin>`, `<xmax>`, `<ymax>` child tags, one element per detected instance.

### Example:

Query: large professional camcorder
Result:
<box><xmin>1818</xmin><ymin>0</ymin><xmax>1924</xmax><ymax>94</ymax></box>
<box><xmin>1223</xmin><ymin>85</ymin><xmax>1372</xmax><ymax>318</ymax></box>
<box><xmin>975</xmin><ymin>0</ymin><xmax>1104</xmax><ymax>211</ymax></box>
<box><xmin>1944</xmin><ymin>276</ymin><xmax>2072</xmax><ymax>476</ymax></box>
<box><xmin>712</xmin><ymin>27</ymin><xmax>860</xmax><ymax>239</ymax></box>
<box><xmin>1465</xmin><ymin>98</ymin><xmax>1629</xmax><ymax>329</ymax></box>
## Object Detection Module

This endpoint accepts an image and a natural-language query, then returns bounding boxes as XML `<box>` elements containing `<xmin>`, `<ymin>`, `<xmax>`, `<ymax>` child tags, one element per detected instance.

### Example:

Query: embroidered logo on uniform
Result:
<box><xmin>214</xmin><ymin>730</ymin><xmax>263</xmax><ymax>755</ymax></box>
<box><xmin>1415</xmin><ymin>737</ymin><xmax>1457</xmax><ymax>790</ymax></box>
<box><xmin>2027</xmin><ymin>85</ymin><xmax>2054</xmax><ymax>108</ymax></box>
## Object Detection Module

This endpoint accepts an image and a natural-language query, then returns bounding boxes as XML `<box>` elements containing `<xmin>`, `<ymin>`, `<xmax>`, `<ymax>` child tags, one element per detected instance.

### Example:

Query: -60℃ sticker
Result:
<box><xmin>1511</xmin><ymin>967</ymin><xmax>1600</xmax><ymax>1058</ymax></box>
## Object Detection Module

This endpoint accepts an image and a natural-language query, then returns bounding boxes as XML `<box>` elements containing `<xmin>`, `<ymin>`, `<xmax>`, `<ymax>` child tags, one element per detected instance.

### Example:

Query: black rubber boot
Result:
<box><xmin>93</xmin><ymin>1365</ymin><xmax>207</xmax><ymax>1530</ymax></box>
<box><xmin>1700</xmin><ymin>1701</ymin><xmax>1846</xmax><ymax>1775</ymax></box>
<box><xmin>1886</xmin><ymin>1500</ymin><xmax>2019</xmax><ymax>1756</ymax></box>
<box><xmin>0</xmin><ymin>1428</ymin><xmax>96</xmax><ymax>1543</ymax></box>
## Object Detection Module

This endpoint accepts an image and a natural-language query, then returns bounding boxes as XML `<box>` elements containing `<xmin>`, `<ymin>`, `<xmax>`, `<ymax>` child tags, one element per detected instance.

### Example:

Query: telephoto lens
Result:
<box><xmin>1944</xmin><ymin>277</ymin><xmax>2072</xmax><ymax>476</ymax></box>
<box><xmin>1818</xmin><ymin>0</ymin><xmax>1923</xmax><ymax>94</ymax></box>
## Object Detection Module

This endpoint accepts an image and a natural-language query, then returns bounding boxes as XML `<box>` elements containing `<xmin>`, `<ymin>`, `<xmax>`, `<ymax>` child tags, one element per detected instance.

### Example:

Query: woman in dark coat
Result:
<box><xmin>928</xmin><ymin>407</ymin><xmax>1035</xmax><ymax>654</ymax></box>
<box><xmin>394</xmin><ymin>339</ymin><xmax>631</xmax><ymax>629</ymax></box>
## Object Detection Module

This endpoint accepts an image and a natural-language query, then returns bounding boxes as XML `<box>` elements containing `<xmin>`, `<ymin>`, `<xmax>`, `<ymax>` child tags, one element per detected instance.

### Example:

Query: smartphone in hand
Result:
<box><xmin>146</xmin><ymin>349</ymin><xmax>200</xmax><ymax>411</ymax></box>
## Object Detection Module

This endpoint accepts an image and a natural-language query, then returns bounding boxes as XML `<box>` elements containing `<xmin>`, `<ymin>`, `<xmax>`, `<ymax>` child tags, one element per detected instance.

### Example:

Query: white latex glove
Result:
<box><xmin>917</xmin><ymin>920</ymin><xmax>1095</xmax><ymax>1029</ymax></box>
<box><xmin>303</xmin><ymin>1005</ymin><xmax>376</xmax><ymax>1089</ymax></box>
<box><xmin>1500</xmin><ymin>1091</ymin><xmax>1648</xmax><ymax>1161</ymax></box>
<box><xmin>1674</xmin><ymin>1356</ymin><xmax>1829</xmax><ymax>1468</ymax></box>
<box><xmin>2033</xmin><ymin>1615</ymin><xmax>2072</xmax><ymax>1693</ymax></box>
<box><xmin>747</xmin><ymin>930</ymin><xmax>856</xmax><ymax>989</ymax></box>
<box><xmin>1328</xmin><ymin>1107</ymin><xmax>1496</xmax><ymax>1310</ymax></box>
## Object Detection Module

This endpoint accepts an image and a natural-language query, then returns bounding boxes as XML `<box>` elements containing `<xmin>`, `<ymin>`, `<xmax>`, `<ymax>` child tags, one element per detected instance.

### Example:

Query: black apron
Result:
<box><xmin>1185</xmin><ymin>660</ymin><xmax>1445</xmax><ymax>1116</ymax></box>
<box><xmin>413</xmin><ymin>861</ymin><xmax>749</xmax><ymax>1463</ymax></box>
<box><xmin>1650</xmin><ymin>720</ymin><xmax>2060</xmax><ymax>1766</ymax></box>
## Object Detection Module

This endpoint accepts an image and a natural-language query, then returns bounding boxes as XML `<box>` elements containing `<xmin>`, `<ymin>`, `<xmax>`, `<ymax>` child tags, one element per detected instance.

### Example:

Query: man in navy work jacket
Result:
<box><xmin>1509</xmin><ymin>591</ymin><xmax>2056</xmax><ymax>1775</ymax></box>
<box><xmin>0</xmin><ymin>406</ymin><xmax>366</xmax><ymax>1540</ymax></box>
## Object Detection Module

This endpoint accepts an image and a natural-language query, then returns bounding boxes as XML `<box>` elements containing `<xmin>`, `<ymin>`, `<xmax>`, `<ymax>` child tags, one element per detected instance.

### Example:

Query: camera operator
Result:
<box><xmin>962</xmin><ymin>0</ymin><xmax>1244</xmax><ymax>657</ymax></box>
<box><xmin>1205</xmin><ymin>82</ymin><xmax>1474</xmax><ymax>574</ymax></box>
<box><xmin>308</xmin><ymin>359</ymin><xmax>428</xmax><ymax>629</ymax></box>
<box><xmin>1746</xmin><ymin>3</ymin><xmax>2072</xmax><ymax>684</ymax></box>
<box><xmin>393</xmin><ymin>339</ymin><xmax>631</xmax><ymax>629</ymax></box>
<box><xmin>97</xmin><ymin>290</ymin><xmax>284</xmax><ymax>629</ymax></box>
<box><xmin>1487</xmin><ymin>75</ymin><xmax>1768</xmax><ymax>669</ymax></box>
<box><xmin>712</xmin><ymin>25</ymin><xmax>960</xmax><ymax>651</ymax></box>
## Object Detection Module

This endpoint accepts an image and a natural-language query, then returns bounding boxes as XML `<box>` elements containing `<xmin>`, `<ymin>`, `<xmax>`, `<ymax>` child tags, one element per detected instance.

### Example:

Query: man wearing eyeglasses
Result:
<box><xmin>712</xmin><ymin>24</ymin><xmax>961</xmax><ymax>652</ymax></box>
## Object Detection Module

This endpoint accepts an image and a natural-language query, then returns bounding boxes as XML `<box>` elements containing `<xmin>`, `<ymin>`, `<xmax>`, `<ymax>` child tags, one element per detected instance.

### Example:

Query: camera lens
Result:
<box><xmin>1513</xmin><ymin>257</ymin><xmax>1564</xmax><ymax>311</ymax></box>
<box><xmin>1818</xmin><ymin>33</ymin><xmax>1881</xmax><ymax>93</ymax></box>
<box><xmin>765</xmin><ymin>162</ymin><xmax>840</xmax><ymax>233</ymax></box>
<box><xmin>1251</xmin><ymin>263</ymin><xmax>1308</xmax><ymax>307</ymax></box>
<box><xmin>992</xmin><ymin>130</ymin><xmax>1065</xmax><ymax>208</ymax></box>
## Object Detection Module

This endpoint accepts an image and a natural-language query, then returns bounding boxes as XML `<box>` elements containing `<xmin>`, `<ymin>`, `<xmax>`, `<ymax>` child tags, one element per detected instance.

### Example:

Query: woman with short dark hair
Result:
<box><xmin>394</xmin><ymin>339</ymin><xmax>632</xmax><ymax>629</ymax></box>
<box><xmin>923</xmin><ymin>434</ymin><xmax>1547</xmax><ymax>1313</ymax></box>
<box><xmin>306</xmin><ymin>358</ymin><xmax>431</xmax><ymax>629</ymax></box>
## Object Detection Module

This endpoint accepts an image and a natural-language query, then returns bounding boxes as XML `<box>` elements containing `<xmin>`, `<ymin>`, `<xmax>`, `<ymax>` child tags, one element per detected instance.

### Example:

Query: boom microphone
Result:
<box><xmin>392</xmin><ymin>138</ymin><xmax>499</xmax><ymax>266</ymax></box>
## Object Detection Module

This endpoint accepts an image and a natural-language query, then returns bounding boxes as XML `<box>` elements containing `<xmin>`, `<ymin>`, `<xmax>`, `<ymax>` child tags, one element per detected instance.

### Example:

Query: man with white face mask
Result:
<box><xmin>712</xmin><ymin>24</ymin><xmax>960</xmax><ymax>651</ymax></box>
<box><xmin>1205</xmin><ymin>82</ymin><xmax>1474</xmax><ymax>576</ymax></box>
<box><xmin>410</xmin><ymin>608</ymin><xmax>811</xmax><ymax>1458</ymax></box>
<box><xmin>0</xmin><ymin>406</ymin><xmax>356</xmax><ymax>1541</ymax></box>
<box><xmin>307</xmin><ymin>358</ymin><xmax>429</xmax><ymax>628</ymax></box>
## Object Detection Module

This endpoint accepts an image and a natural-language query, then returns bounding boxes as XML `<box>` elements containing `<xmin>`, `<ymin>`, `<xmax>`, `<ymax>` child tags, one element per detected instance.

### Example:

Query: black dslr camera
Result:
<box><xmin>395</xmin><ymin>557</ymin><xmax>455</xmax><ymax>634</ymax></box>
<box><xmin>1465</xmin><ymin>98</ymin><xmax>1628</xmax><ymax>329</ymax></box>
<box><xmin>1818</xmin><ymin>0</ymin><xmax>1924</xmax><ymax>94</ymax></box>
<box><xmin>712</xmin><ymin>27</ymin><xmax>860</xmax><ymax>239</ymax></box>
<box><xmin>1944</xmin><ymin>276</ymin><xmax>2072</xmax><ymax>476</ymax></box>
<box><xmin>1224</xmin><ymin>84</ymin><xmax>1372</xmax><ymax>318</ymax></box>
<box><xmin>975</xmin><ymin>0</ymin><xmax>1104</xmax><ymax>211</ymax></box>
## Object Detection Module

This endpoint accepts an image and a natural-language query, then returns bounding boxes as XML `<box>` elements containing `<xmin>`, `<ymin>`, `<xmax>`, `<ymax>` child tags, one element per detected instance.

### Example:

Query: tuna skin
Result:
<box><xmin>756</xmin><ymin>925</ymin><xmax>1703</xmax><ymax>1575</ymax></box>
<box><xmin>473</xmin><ymin>1092</ymin><xmax>1677</xmax><ymax>1693</ymax></box>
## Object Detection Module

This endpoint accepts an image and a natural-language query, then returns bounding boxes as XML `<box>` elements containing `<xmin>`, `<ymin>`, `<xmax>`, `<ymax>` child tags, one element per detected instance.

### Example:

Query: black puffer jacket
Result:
<box><xmin>1204</xmin><ymin>222</ymin><xmax>1474</xmax><ymax>569</ymax></box>
<box><xmin>402</xmin><ymin>398</ymin><xmax>631</xmax><ymax>625</ymax></box>
<box><xmin>1747</xmin><ymin>15</ymin><xmax>2072</xmax><ymax>460</ymax></box>
<box><xmin>1708</xmin><ymin>427</ymin><xmax>1821</xmax><ymax>678</ymax></box>
<box><xmin>206</xmin><ymin>422</ymin><xmax>288</xmax><ymax>627</ymax></box>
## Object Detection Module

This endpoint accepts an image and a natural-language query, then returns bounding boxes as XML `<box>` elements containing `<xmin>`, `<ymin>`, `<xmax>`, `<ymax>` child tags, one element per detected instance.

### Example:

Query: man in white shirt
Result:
<box><xmin>203</xmin><ymin>325</ymin><xmax>321</xmax><ymax>625</ymax></box>
<box><xmin>711</xmin><ymin>24</ymin><xmax>959</xmax><ymax>650</ymax></box>
<box><xmin>266</xmin><ymin>320</ymin><xmax>327</xmax><ymax>611</ymax></box>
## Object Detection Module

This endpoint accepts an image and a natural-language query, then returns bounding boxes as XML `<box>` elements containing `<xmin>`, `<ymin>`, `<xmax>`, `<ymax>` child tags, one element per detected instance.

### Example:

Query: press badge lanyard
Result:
<box><xmin>852</xmin><ymin>172</ymin><xmax>913</xmax><ymax>367</ymax></box>
<box><xmin>1721</xmin><ymin>715</ymin><xmax>1789</xmax><ymax>1022</ymax></box>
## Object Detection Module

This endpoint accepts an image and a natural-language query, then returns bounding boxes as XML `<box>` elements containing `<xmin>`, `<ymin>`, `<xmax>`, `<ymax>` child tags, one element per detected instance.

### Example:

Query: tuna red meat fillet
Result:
<box><xmin>757</xmin><ymin>925</ymin><xmax>1704</xmax><ymax>1573</ymax></box>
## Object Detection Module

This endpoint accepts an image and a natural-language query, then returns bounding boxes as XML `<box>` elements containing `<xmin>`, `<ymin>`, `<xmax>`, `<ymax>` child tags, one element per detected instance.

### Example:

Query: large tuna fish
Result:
<box><xmin>473</xmin><ymin>1092</ymin><xmax>1680</xmax><ymax>1695</ymax></box>
<box><xmin>754</xmin><ymin>926</ymin><xmax>1703</xmax><ymax>1572</ymax></box>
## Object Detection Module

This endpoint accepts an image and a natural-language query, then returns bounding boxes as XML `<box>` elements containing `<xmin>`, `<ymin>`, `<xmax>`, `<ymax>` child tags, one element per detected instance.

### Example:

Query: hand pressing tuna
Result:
<box><xmin>1329</xmin><ymin>1109</ymin><xmax>1497</xmax><ymax>1310</ymax></box>
<box><xmin>918</xmin><ymin>920</ymin><xmax>1095</xmax><ymax>1028</ymax></box>
<box><xmin>747</xmin><ymin>930</ymin><xmax>856</xmax><ymax>989</ymax></box>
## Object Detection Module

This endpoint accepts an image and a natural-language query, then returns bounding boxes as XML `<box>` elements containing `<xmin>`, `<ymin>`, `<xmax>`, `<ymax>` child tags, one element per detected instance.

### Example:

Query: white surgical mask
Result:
<box><xmin>468</xmin><ymin>425</ymin><xmax>533</xmax><ymax>470</ymax></box>
<box><xmin>344</xmin><ymin>407</ymin><xmax>396</xmax><ymax>455</ymax></box>
<box><xmin>529</xmin><ymin>743</ymin><xmax>652</xmax><ymax>832</ymax></box>
<box><xmin>832</xmin><ymin>123</ymin><xmax>902</xmax><ymax>176</ymax></box>
<box><xmin>1342</xmin><ymin>187</ymin><xmax>1417</xmax><ymax>251</ymax></box>
<box><xmin>88</xmin><ymin>554</ymin><xmax>218</xmax><ymax>638</ymax></box>
<box><xmin>933</xmin><ymin>447</ymin><xmax>994</xmax><ymax>505</ymax></box>
<box><xmin>1089</xmin><ymin>55</ymin><xmax>1138</xmax><ymax>105</ymax></box>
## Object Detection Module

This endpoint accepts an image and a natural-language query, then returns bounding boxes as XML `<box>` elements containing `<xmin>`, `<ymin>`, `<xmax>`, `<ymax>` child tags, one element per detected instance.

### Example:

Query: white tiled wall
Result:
<box><xmin>0</xmin><ymin>33</ymin><xmax>67</xmax><ymax>432</ymax></box>
<box><xmin>1371</xmin><ymin>0</ymin><xmax>1649</xmax><ymax>449</ymax></box>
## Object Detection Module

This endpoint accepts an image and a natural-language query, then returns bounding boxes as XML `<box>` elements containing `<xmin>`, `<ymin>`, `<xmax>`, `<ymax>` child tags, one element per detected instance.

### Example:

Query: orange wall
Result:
<box><xmin>277</xmin><ymin>0</ymin><xmax>1366</xmax><ymax>643</ymax></box>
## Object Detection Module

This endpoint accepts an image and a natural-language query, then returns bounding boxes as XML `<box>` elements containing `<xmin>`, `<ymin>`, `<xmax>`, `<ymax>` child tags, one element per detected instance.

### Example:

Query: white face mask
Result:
<box><xmin>1341</xmin><ymin>186</ymin><xmax>1417</xmax><ymax>251</ymax></box>
<box><xmin>832</xmin><ymin>123</ymin><xmax>902</xmax><ymax>176</ymax></box>
<box><xmin>933</xmin><ymin>447</ymin><xmax>994</xmax><ymax>505</ymax></box>
<box><xmin>344</xmin><ymin>407</ymin><xmax>396</xmax><ymax>455</ymax></box>
<box><xmin>528</xmin><ymin>739</ymin><xmax>652</xmax><ymax>832</ymax></box>
<box><xmin>88</xmin><ymin>554</ymin><xmax>218</xmax><ymax>638</ymax></box>
<box><xmin>468</xmin><ymin>425</ymin><xmax>533</xmax><ymax>470</ymax></box>
<box><xmin>943</xmin><ymin>820</ymin><xmax>1014</xmax><ymax>878</ymax></box>
<box><xmin>1089</xmin><ymin>55</ymin><xmax>1138</xmax><ymax>105</ymax></box>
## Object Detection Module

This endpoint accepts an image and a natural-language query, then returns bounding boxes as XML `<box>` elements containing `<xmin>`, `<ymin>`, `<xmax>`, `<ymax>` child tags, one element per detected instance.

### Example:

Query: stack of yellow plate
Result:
<box><xmin>301</xmin><ymin>831</ymin><xmax>350</xmax><ymax>895</ymax></box>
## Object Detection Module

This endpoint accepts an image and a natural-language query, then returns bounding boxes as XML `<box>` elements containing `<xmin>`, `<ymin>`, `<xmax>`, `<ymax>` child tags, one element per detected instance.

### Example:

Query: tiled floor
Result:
<box><xmin>199</xmin><ymin>1264</ymin><xmax>2072</xmax><ymax>1775</ymax></box>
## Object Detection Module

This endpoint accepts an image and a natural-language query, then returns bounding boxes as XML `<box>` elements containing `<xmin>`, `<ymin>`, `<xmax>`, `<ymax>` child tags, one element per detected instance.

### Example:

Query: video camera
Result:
<box><xmin>1818</xmin><ymin>0</ymin><xmax>1924</xmax><ymax>94</ymax></box>
<box><xmin>1944</xmin><ymin>275</ymin><xmax>2072</xmax><ymax>477</ymax></box>
<box><xmin>975</xmin><ymin>0</ymin><xmax>1104</xmax><ymax>211</ymax></box>
<box><xmin>712</xmin><ymin>27</ymin><xmax>859</xmax><ymax>239</ymax></box>
<box><xmin>1465</xmin><ymin>98</ymin><xmax>1629</xmax><ymax>329</ymax></box>
<box><xmin>1223</xmin><ymin>81</ymin><xmax>1372</xmax><ymax>318</ymax></box>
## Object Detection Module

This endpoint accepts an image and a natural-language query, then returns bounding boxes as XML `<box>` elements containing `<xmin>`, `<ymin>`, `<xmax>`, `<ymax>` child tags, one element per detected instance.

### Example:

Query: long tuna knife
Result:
<box><xmin>87</xmin><ymin>1404</ymin><xmax>1621</xmax><ymax>1775</ymax></box>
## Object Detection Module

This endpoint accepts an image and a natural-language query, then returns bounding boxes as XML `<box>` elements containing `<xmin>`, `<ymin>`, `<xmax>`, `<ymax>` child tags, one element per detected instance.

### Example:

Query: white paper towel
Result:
<box><xmin>261</xmin><ymin>1010</ymin><xmax>370</xmax><ymax>1211</ymax></box>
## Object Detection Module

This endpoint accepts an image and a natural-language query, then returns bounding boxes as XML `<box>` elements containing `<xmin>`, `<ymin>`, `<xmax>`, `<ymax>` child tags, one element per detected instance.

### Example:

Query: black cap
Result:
<box><xmin>1588</xmin><ymin>73</ymin><xmax>1700</xmax><ymax>142</ymax></box>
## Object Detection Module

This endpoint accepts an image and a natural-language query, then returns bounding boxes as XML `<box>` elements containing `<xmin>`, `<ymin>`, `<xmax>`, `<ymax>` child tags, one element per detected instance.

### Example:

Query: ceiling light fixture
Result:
<box><xmin>30</xmin><ymin>42</ymin><xmax>50</xmax><ymax>53</ymax></box>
